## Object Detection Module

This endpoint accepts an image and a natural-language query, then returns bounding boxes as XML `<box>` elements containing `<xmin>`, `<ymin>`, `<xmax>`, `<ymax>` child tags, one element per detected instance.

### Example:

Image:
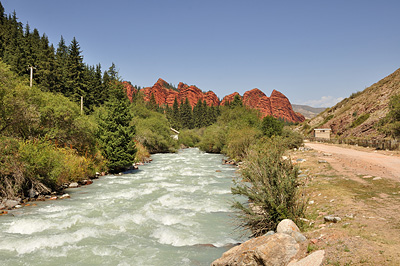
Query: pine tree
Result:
<box><xmin>66</xmin><ymin>37</ymin><xmax>84</xmax><ymax>103</ymax></box>
<box><xmin>180</xmin><ymin>98</ymin><xmax>193</xmax><ymax>129</ymax></box>
<box><xmin>54</xmin><ymin>36</ymin><xmax>68</xmax><ymax>94</ymax></box>
<box><xmin>171</xmin><ymin>97</ymin><xmax>181</xmax><ymax>129</ymax></box>
<box><xmin>97</xmin><ymin>78</ymin><xmax>136</xmax><ymax>173</ymax></box>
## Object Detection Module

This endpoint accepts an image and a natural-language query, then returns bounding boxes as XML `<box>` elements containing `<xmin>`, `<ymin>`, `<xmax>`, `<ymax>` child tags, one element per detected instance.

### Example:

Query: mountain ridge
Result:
<box><xmin>124</xmin><ymin>78</ymin><xmax>305</xmax><ymax>123</ymax></box>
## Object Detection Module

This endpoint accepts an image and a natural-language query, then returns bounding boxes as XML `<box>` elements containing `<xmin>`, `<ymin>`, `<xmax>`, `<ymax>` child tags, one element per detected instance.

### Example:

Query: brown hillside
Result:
<box><xmin>304</xmin><ymin>68</ymin><xmax>400</xmax><ymax>138</ymax></box>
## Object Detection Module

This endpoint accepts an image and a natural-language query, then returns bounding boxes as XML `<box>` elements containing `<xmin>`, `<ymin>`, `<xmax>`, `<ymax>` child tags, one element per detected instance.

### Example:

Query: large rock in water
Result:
<box><xmin>211</xmin><ymin>233</ymin><xmax>299</xmax><ymax>266</ymax></box>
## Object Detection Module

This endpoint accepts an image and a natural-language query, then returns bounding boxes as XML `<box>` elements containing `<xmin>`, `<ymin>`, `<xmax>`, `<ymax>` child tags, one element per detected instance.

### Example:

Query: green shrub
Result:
<box><xmin>223</xmin><ymin>127</ymin><xmax>261</xmax><ymax>161</ymax></box>
<box><xmin>178</xmin><ymin>128</ymin><xmax>202</xmax><ymax>147</ymax></box>
<box><xmin>197</xmin><ymin>124</ymin><xmax>226</xmax><ymax>153</ymax></box>
<box><xmin>281</xmin><ymin>128</ymin><xmax>304</xmax><ymax>149</ymax></box>
<box><xmin>350</xmin><ymin>113</ymin><xmax>370</xmax><ymax>128</ymax></box>
<box><xmin>261</xmin><ymin>116</ymin><xmax>284</xmax><ymax>137</ymax></box>
<box><xmin>232</xmin><ymin>138</ymin><xmax>306</xmax><ymax>237</ymax></box>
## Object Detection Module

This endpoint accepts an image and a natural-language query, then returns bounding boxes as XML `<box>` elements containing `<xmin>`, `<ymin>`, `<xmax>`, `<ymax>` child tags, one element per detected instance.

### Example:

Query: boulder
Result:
<box><xmin>4</xmin><ymin>199</ymin><xmax>19</xmax><ymax>209</ymax></box>
<box><xmin>28</xmin><ymin>188</ymin><xmax>38</xmax><ymax>198</ymax></box>
<box><xmin>59</xmin><ymin>194</ymin><xmax>70</xmax><ymax>199</ymax></box>
<box><xmin>211</xmin><ymin>233</ymin><xmax>299</xmax><ymax>266</ymax></box>
<box><xmin>276</xmin><ymin>219</ymin><xmax>301</xmax><ymax>235</ymax></box>
<box><xmin>276</xmin><ymin>219</ymin><xmax>306</xmax><ymax>243</ymax></box>
<box><xmin>288</xmin><ymin>250</ymin><xmax>325</xmax><ymax>266</ymax></box>
<box><xmin>69</xmin><ymin>182</ymin><xmax>79</xmax><ymax>188</ymax></box>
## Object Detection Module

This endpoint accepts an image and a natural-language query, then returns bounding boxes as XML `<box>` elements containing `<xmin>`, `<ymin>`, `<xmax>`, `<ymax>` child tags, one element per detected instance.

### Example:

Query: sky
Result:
<box><xmin>2</xmin><ymin>0</ymin><xmax>400</xmax><ymax>107</ymax></box>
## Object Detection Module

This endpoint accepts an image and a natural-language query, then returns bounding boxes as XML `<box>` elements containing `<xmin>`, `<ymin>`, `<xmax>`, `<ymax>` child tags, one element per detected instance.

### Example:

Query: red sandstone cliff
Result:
<box><xmin>126</xmin><ymin>78</ymin><xmax>305</xmax><ymax>123</ymax></box>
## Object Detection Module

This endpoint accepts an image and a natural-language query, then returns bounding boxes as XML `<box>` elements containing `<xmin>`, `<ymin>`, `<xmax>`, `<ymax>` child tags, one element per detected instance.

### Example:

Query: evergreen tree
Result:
<box><xmin>231</xmin><ymin>94</ymin><xmax>243</xmax><ymax>108</ymax></box>
<box><xmin>193</xmin><ymin>99</ymin><xmax>205</xmax><ymax>128</ymax></box>
<box><xmin>53</xmin><ymin>36</ymin><xmax>68</xmax><ymax>94</ymax></box>
<box><xmin>180</xmin><ymin>98</ymin><xmax>193</xmax><ymax>129</ymax></box>
<box><xmin>36</xmin><ymin>34</ymin><xmax>55</xmax><ymax>90</ymax></box>
<box><xmin>171</xmin><ymin>97</ymin><xmax>181</xmax><ymax>129</ymax></box>
<box><xmin>97</xmin><ymin>79</ymin><xmax>136</xmax><ymax>173</ymax></box>
<box><xmin>66</xmin><ymin>37</ymin><xmax>84</xmax><ymax>103</ymax></box>
<box><xmin>148</xmin><ymin>93</ymin><xmax>158</xmax><ymax>111</ymax></box>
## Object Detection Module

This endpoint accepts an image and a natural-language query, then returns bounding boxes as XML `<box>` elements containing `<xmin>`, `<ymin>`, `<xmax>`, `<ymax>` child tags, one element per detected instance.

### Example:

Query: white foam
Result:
<box><xmin>151</xmin><ymin>227</ymin><xmax>198</xmax><ymax>247</ymax></box>
<box><xmin>0</xmin><ymin>228</ymin><xmax>98</xmax><ymax>254</ymax></box>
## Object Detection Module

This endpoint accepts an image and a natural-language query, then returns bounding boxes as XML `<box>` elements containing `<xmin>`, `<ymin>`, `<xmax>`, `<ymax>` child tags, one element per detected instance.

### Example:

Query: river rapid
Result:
<box><xmin>0</xmin><ymin>148</ymin><xmax>245</xmax><ymax>266</ymax></box>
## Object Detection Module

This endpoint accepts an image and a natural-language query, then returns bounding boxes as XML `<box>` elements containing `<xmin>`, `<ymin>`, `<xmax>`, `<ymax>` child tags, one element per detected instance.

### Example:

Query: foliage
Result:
<box><xmin>350</xmin><ymin>113</ymin><xmax>370</xmax><ymax>128</ymax></box>
<box><xmin>0</xmin><ymin>137</ymin><xmax>103</xmax><ymax>199</ymax></box>
<box><xmin>134</xmin><ymin>141</ymin><xmax>150</xmax><ymax>163</ymax></box>
<box><xmin>178</xmin><ymin>128</ymin><xmax>202</xmax><ymax>147</ymax></box>
<box><xmin>223</xmin><ymin>127</ymin><xmax>261</xmax><ymax>161</ymax></box>
<box><xmin>232</xmin><ymin>138</ymin><xmax>307</xmax><ymax>237</ymax></box>
<box><xmin>261</xmin><ymin>115</ymin><xmax>284</xmax><ymax>137</ymax></box>
<box><xmin>132</xmin><ymin>97</ymin><xmax>178</xmax><ymax>153</ymax></box>
<box><xmin>379</xmin><ymin>94</ymin><xmax>400</xmax><ymax>138</ymax></box>
<box><xmin>197</xmin><ymin>124</ymin><xmax>226</xmax><ymax>153</ymax></box>
<box><xmin>280</xmin><ymin>127</ymin><xmax>304</xmax><ymax>149</ymax></box>
<box><xmin>96</xmin><ymin>81</ymin><xmax>136</xmax><ymax>173</ymax></box>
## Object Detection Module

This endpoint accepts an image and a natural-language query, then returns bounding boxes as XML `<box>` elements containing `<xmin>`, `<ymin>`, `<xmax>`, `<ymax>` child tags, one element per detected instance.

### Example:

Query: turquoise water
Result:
<box><xmin>0</xmin><ymin>148</ymin><xmax>245</xmax><ymax>266</ymax></box>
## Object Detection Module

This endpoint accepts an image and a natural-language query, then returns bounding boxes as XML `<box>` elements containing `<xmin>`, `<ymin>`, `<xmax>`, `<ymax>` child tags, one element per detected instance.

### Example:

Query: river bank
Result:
<box><xmin>0</xmin><ymin>148</ymin><xmax>244</xmax><ymax>265</ymax></box>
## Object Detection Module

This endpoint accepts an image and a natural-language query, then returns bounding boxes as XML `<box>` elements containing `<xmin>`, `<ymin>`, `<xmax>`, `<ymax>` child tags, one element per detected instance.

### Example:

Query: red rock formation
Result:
<box><xmin>220</xmin><ymin>92</ymin><xmax>241</xmax><ymax>106</ymax></box>
<box><xmin>204</xmin><ymin>91</ymin><xmax>219</xmax><ymax>106</ymax></box>
<box><xmin>126</xmin><ymin>78</ymin><xmax>305</xmax><ymax>123</ymax></box>
<box><xmin>270</xmin><ymin>90</ymin><xmax>305</xmax><ymax>123</ymax></box>
<box><xmin>242</xmin><ymin>89</ymin><xmax>273</xmax><ymax>118</ymax></box>
<box><xmin>123</xmin><ymin>81</ymin><xmax>138</xmax><ymax>102</ymax></box>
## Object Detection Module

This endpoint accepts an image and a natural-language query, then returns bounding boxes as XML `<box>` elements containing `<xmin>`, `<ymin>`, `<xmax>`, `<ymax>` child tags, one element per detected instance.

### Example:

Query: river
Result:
<box><xmin>0</xmin><ymin>148</ymin><xmax>245</xmax><ymax>266</ymax></box>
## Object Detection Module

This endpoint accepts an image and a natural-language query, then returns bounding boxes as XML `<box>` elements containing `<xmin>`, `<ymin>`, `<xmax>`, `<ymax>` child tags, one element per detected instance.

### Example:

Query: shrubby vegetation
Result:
<box><xmin>232</xmin><ymin>137</ymin><xmax>307</xmax><ymax>237</ymax></box>
<box><xmin>379</xmin><ymin>93</ymin><xmax>400</xmax><ymax>138</ymax></box>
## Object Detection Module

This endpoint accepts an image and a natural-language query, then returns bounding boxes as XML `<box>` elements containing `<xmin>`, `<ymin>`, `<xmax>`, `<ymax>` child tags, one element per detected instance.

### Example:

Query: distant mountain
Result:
<box><xmin>292</xmin><ymin>104</ymin><xmax>327</xmax><ymax>119</ymax></box>
<box><xmin>124</xmin><ymin>79</ymin><xmax>305</xmax><ymax>123</ymax></box>
<box><xmin>303</xmin><ymin>67</ymin><xmax>400</xmax><ymax>138</ymax></box>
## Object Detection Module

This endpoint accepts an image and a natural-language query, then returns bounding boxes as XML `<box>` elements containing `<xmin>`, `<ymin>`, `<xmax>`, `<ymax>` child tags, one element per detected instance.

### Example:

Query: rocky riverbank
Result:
<box><xmin>211</xmin><ymin>219</ymin><xmax>324</xmax><ymax>266</ymax></box>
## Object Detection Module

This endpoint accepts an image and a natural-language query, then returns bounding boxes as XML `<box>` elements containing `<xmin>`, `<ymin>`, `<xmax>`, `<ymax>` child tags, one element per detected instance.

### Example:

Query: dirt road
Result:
<box><xmin>289</xmin><ymin>142</ymin><xmax>400</xmax><ymax>265</ymax></box>
<box><xmin>305</xmin><ymin>142</ymin><xmax>400</xmax><ymax>181</ymax></box>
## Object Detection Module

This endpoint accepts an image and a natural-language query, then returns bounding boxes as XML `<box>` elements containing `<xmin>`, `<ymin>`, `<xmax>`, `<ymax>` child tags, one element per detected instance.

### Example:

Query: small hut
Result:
<box><xmin>314</xmin><ymin>128</ymin><xmax>331</xmax><ymax>139</ymax></box>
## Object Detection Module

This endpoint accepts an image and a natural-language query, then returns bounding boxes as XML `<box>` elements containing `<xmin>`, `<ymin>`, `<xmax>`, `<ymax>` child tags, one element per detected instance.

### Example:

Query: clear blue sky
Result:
<box><xmin>3</xmin><ymin>0</ymin><xmax>400</xmax><ymax>107</ymax></box>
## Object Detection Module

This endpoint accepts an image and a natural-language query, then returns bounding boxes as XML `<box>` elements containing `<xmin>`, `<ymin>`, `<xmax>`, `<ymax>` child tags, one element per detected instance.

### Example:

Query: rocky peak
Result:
<box><xmin>127</xmin><ymin>78</ymin><xmax>304</xmax><ymax>123</ymax></box>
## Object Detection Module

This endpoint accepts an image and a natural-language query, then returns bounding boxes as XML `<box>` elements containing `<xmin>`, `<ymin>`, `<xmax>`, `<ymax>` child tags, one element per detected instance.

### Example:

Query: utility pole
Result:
<box><xmin>81</xmin><ymin>96</ymin><xmax>84</xmax><ymax>115</ymax></box>
<box><xmin>27</xmin><ymin>66</ymin><xmax>36</xmax><ymax>87</ymax></box>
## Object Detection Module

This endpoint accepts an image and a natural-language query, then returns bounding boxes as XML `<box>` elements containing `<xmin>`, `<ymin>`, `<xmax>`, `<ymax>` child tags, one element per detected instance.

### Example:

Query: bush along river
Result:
<box><xmin>0</xmin><ymin>148</ymin><xmax>245</xmax><ymax>266</ymax></box>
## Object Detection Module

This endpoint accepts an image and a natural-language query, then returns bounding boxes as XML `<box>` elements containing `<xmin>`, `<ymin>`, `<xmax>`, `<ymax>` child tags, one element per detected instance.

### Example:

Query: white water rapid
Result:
<box><xmin>0</xmin><ymin>148</ymin><xmax>245</xmax><ymax>266</ymax></box>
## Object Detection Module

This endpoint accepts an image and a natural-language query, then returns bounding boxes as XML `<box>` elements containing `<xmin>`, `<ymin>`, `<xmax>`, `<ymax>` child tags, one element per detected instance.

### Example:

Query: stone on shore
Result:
<box><xmin>4</xmin><ymin>199</ymin><xmax>20</xmax><ymax>209</ymax></box>
<box><xmin>288</xmin><ymin>250</ymin><xmax>325</xmax><ymax>266</ymax></box>
<box><xmin>211</xmin><ymin>233</ymin><xmax>299</xmax><ymax>266</ymax></box>
<box><xmin>276</xmin><ymin>219</ymin><xmax>307</xmax><ymax>243</ymax></box>
<box><xmin>324</xmin><ymin>216</ymin><xmax>341</xmax><ymax>223</ymax></box>
<box><xmin>69</xmin><ymin>182</ymin><xmax>79</xmax><ymax>188</ymax></box>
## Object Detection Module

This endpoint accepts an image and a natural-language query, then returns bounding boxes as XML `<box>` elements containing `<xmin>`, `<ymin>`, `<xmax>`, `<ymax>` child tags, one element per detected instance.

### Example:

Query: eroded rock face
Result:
<box><xmin>127</xmin><ymin>78</ymin><xmax>305</xmax><ymax>122</ymax></box>
<box><xmin>211</xmin><ymin>233</ymin><xmax>299</xmax><ymax>266</ymax></box>
<box><xmin>220</xmin><ymin>92</ymin><xmax>241</xmax><ymax>106</ymax></box>
<box><xmin>270</xmin><ymin>90</ymin><xmax>305</xmax><ymax>123</ymax></box>
<box><xmin>123</xmin><ymin>81</ymin><xmax>138</xmax><ymax>102</ymax></box>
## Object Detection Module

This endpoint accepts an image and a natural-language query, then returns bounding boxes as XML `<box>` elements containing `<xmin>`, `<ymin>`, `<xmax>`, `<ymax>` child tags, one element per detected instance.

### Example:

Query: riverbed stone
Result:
<box><xmin>4</xmin><ymin>199</ymin><xmax>19</xmax><ymax>209</ymax></box>
<box><xmin>211</xmin><ymin>233</ymin><xmax>299</xmax><ymax>266</ymax></box>
<box><xmin>69</xmin><ymin>182</ymin><xmax>79</xmax><ymax>188</ymax></box>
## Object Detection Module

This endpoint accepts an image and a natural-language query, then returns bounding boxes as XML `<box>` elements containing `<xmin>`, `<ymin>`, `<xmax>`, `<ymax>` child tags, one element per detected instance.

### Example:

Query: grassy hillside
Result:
<box><xmin>302</xmin><ymin>68</ymin><xmax>400</xmax><ymax>139</ymax></box>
